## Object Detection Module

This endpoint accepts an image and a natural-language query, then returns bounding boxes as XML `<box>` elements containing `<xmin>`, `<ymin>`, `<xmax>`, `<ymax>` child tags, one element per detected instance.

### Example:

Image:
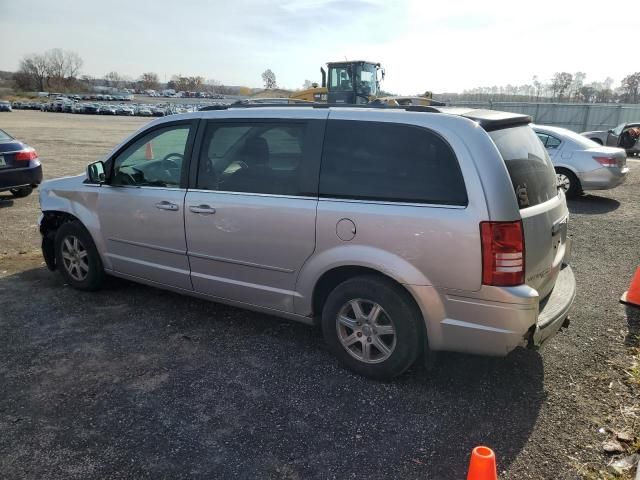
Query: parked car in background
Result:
<box><xmin>84</xmin><ymin>104</ymin><xmax>99</xmax><ymax>114</ymax></box>
<box><xmin>582</xmin><ymin>122</ymin><xmax>640</xmax><ymax>156</ymax></box>
<box><xmin>137</xmin><ymin>106</ymin><xmax>153</xmax><ymax>116</ymax></box>
<box><xmin>0</xmin><ymin>128</ymin><xmax>42</xmax><ymax>198</ymax></box>
<box><xmin>98</xmin><ymin>105</ymin><xmax>117</xmax><ymax>115</ymax></box>
<box><xmin>38</xmin><ymin>105</ymin><xmax>575</xmax><ymax>379</ymax></box>
<box><xmin>534</xmin><ymin>125</ymin><xmax>628</xmax><ymax>198</ymax></box>
<box><xmin>0</xmin><ymin>101</ymin><xmax>12</xmax><ymax>112</ymax></box>
<box><xmin>116</xmin><ymin>106</ymin><xmax>134</xmax><ymax>116</ymax></box>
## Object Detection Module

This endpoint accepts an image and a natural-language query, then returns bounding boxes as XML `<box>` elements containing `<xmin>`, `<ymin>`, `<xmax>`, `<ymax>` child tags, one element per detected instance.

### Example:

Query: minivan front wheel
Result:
<box><xmin>54</xmin><ymin>221</ymin><xmax>105</xmax><ymax>291</ymax></box>
<box><xmin>321</xmin><ymin>276</ymin><xmax>423</xmax><ymax>379</ymax></box>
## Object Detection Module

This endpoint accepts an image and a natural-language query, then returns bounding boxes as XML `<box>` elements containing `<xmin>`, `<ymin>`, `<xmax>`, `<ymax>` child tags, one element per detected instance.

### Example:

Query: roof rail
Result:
<box><xmin>200</xmin><ymin>102</ymin><xmax>444</xmax><ymax>112</ymax></box>
<box><xmin>197</xmin><ymin>103</ymin><xmax>532</xmax><ymax>130</ymax></box>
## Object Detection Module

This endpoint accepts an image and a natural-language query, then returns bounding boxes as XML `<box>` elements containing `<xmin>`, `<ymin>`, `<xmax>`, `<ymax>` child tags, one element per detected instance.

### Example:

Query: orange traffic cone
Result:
<box><xmin>145</xmin><ymin>142</ymin><xmax>154</xmax><ymax>160</ymax></box>
<box><xmin>620</xmin><ymin>267</ymin><xmax>640</xmax><ymax>308</ymax></box>
<box><xmin>467</xmin><ymin>446</ymin><xmax>497</xmax><ymax>480</ymax></box>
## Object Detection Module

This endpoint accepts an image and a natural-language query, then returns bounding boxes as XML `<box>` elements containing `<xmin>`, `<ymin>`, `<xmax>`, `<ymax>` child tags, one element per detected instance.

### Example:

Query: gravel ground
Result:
<box><xmin>0</xmin><ymin>111</ymin><xmax>639</xmax><ymax>479</ymax></box>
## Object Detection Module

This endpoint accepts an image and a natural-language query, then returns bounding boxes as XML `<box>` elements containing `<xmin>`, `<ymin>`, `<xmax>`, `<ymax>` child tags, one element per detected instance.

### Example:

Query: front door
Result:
<box><xmin>184</xmin><ymin>115</ymin><xmax>325</xmax><ymax>312</ymax></box>
<box><xmin>97</xmin><ymin>121</ymin><xmax>196</xmax><ymax>290</ymax></box>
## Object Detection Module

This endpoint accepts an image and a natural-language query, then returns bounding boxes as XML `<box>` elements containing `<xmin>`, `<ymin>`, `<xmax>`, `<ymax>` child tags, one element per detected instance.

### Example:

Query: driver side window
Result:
<box><xmin>111</xmin><ymin>125</ymin><xmax>190</xmax><ymax>187</ymax></box>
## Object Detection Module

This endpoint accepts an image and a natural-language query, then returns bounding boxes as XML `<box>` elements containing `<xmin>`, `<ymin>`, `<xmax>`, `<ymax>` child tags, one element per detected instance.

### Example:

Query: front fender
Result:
<box><xmin>294</xmin><ymin>245</ymin><xmax>432</xmax><ymax>316</ymax></box>
<box><xmin>40</xmin><ymin>183</ymin><xmax>110</xmax><ymax>270</ymax></box>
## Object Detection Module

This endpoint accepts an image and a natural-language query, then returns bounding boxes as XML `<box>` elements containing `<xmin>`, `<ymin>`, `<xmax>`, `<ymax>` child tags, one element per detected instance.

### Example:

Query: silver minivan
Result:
<box><xmin>39</xmin><ymin>105</ymin><xmax>576</xmax><ymax>379</ymax></box>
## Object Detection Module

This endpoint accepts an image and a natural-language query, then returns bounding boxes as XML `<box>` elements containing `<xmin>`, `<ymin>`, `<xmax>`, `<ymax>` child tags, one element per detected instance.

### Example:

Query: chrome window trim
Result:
<box><xmin>187</xmin><ymin>188</ymin><xmax>316</xmax><ymax>200</ymax></box>
<box><xmin>319</xmin><ymin>197</ymin><xmax>468</xmax><ymax>209</ymax></box>
<box><xmin>186</xmin><ymin>189</ymin><xmax>466</xmax><ymax>208</ymax></box>
<box><xmin>85</xmin><ymin>184</ymin><xmax>185</xmax><ymax>192</ymax></box>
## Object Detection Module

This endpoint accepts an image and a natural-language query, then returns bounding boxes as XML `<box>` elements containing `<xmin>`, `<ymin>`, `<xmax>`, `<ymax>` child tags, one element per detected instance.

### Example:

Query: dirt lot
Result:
<box><xmin>0</xmin><ymin>110</ymin><xmax>639</xmax><ymax>479</ymax></box>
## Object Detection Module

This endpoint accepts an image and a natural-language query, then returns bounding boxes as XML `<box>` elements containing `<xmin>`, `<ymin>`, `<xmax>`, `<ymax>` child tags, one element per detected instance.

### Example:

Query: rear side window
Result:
<box><xmin>196</xmin><ymin>121</ymin><xmax>313</xmax><ymax>196</ymax></box>
<box><xmin>319</xmin><ymin>120</ymin><xmax>467</xmax><ymax>205</ymax></box>
<box><xmin>490</xmin><ymin>126</ymin><xmax>558</xmax><ymax>209</ymax></box>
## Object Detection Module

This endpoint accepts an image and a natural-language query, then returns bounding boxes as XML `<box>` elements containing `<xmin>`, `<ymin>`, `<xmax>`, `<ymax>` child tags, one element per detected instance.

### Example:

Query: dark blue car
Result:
<box><xmin>0</xmin><ymin>129</ymin><xmax>43</xmax><ymax>198</ymax></box>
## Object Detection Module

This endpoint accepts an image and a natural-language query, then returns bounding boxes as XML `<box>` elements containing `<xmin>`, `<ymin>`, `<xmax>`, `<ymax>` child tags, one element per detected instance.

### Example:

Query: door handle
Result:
<box><xmin>189</xmin><ymin>204</ymin><xmax>216</xmax><ymax>214</ymax></box>
<box><xmin>155</xmin><ymin>201</ymin><xmax>179</xmax><ymax>211</ymax></box>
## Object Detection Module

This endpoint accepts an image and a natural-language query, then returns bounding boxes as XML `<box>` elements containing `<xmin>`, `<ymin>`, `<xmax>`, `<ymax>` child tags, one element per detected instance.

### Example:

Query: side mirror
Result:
<box><xmin>87</xmin><ymin>161</ymin><xmax>106</xmax><ymax>184</ymax></box>
<box><xmin>608</xmin><ymin>129</ymin><xmax>614</xmax><ymax>134</ymax></box>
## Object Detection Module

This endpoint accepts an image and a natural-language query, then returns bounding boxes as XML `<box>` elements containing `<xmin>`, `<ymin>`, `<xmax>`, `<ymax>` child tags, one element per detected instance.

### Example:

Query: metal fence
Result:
<box><xmin>447</xmin><ymin>102</ymin><xmax>640</xmax><ymax>132</ymax></box>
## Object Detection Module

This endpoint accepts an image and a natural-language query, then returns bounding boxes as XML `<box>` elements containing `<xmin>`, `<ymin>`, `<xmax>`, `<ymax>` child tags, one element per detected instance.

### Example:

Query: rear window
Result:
<box><xmin>319</xmin><ymin>120</ymin><xmax>467</xmax><ymax>205</ymax></box>
<box><xmin>489</xmin><ymin>126</ymin><xmax>558</xmax><ymax>209</ymax></box>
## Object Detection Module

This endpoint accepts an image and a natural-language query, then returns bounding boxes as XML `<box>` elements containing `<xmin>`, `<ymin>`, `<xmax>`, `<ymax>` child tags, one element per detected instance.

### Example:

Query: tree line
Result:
<box><xmin>443</xmin><ymin>71</ymin><xmax>640</xmax><ymax>104</ymax></box>
<box><xmin>12</xmin><ymin>49</ymin><xmax>246</xmax><ymax>95</ymax></box>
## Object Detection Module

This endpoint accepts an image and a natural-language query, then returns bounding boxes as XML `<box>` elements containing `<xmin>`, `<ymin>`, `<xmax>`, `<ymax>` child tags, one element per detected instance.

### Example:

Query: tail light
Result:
<box><xmin>593</xmin><ymin>156</ymin><xmax>617</xmax><ymax>167</ymax></box>
<box><xmin>14</xmin><ymin>148</ymin><xmax>38</xmax><ymax>161</ymax></box>
<box><xmin>480</xmin><ymin>221</ymin><xmax>525</xmax><ymax>286</ymax></box>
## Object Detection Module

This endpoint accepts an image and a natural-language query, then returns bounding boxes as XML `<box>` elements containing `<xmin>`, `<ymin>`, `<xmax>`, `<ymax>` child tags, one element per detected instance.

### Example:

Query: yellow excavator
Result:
<box><xmin>289</xmin><ymin>60</ymin><xmax>443</xmax><ymax>106</ymax></box>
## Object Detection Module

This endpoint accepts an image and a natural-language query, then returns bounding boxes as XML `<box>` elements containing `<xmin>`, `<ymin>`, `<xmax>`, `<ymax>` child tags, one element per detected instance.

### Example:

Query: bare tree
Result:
<box><xmin>104</xmin><ymin>71</ymin><xmax>122</xmax><ymax>88</ymax></box>
<box><xmin>262</xmin><ymin>69</ymin><xmax>277</xmax><ymax>89</ymax></box>
<box><xmin>140</xmin><ymin>72</ymin><xmax>160</xmax><ymax>90</ymax></box>
<box><xmin>569</xmin><ymin>72</ymin><xmax>586</xmax><ymax>101</ymax></box>
<box><xmin>46</xmin><ymin>48</ymin><xmax>83</xmax><ymax>89</ymax></box>
<box><xmin>17</xmin><ymin>53</ymin><xmax>49</xmax><ymax>91</ymax></box>
<box><xmin>621</xmin><ymin>72</ymin><xmax>640</xmax><ymax>103</ymax></box>
<box><xmin>14</xmin><ymin>48</ymin><xmax>83</xmax><ymax>92</ymax></box>
<box><xmin>171</xmin><ymin>75</ymin><xmax>205</xmax><ymax>92</ymax></box>
<box><xmin>551</xmin><ymin>72</ymin><xmax>573</xmax><ymax>100</ymax></box>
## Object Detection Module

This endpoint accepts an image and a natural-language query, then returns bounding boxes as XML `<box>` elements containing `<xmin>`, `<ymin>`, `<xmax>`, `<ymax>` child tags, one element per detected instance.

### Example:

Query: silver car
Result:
<box><xmin>534</xmin><ymin>124</ymin><xmax>629</xmax><ymax>198</ymax></box>
<box><xmin>38</xmin><ymin>105</ymin><xmax>576</xmax><ymax>379</ymax></box>
<box><xmin>582</xmin><ymin>122</ymin><xmax>640</xmax><ymax>155</ymax></box>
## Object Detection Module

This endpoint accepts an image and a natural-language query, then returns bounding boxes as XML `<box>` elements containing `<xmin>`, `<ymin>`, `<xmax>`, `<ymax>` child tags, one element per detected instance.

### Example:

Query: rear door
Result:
<box><xmin>490</xmin><ymin>126</ymin><xmax>569</xmax><ymax>298</ymax></box>
<box><xmin>184</xmin><ymin>112</ymin><xmax>326</xmax><ymax>312</ymax></box>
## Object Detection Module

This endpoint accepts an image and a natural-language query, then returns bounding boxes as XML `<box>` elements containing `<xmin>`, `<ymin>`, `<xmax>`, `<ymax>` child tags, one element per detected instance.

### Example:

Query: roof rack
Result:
<box><xmin>200</xmin><ymin>102</ymin><xmax>440</xmax><ymax>112</ymax></box>
<box><xmin>198</xmin><ymin>102</ymin><xmax>532</xmax><ymax>130</ymax></box>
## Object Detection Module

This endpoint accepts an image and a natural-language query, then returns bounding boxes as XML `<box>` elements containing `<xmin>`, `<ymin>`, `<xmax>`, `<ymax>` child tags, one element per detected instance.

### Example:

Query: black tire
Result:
<box><xmin>10</xmin><ymin>186</ymin><xmax>33</xmax><ymax>198</ymax></box>
<box><xmin>555</xmin><ymin>168</ymin><xmax>582</xmax><ymax>199</ymax></box>
<box><xmin>54</xmin><ymin>221</ymin><xmax>105</xmax><ymax>291</ymax></box>
<box><xmin>321</xmin><ymin>275</ymin><xmax>423</xmax><ymax>379</ymax></box>
<box><xmin>591</xmin><ymin>138</ymin><xmax>603</xmax><ymax>145</ymax></box>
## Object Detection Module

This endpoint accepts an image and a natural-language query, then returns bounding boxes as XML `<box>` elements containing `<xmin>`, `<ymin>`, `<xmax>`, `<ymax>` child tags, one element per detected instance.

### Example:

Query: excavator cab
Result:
<box><xmin>323</xmin><ymin>61</ymin><xmax>383</xmax><ymax>104</ymax></box>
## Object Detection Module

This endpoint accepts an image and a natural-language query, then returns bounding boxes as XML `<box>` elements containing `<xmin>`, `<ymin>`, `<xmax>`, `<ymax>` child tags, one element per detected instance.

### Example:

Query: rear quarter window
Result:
<box><xmin>489</xmin><ymin>126</ymin><xmax>558</xmax><ymax>209</ymax></box>
<box><xmin>319</xmin><ymin>120</ymin><xmax>467</xmax><ymax>205</ymax></box>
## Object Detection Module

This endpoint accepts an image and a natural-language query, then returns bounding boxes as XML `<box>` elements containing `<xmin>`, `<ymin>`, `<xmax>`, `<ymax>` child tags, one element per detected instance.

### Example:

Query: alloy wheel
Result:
<box><xmin>61</xmin><ymin>235</ymin><xmax>89</xmax><ymax>281</ymax></box>
<box><xmin>336</xmin><ymin>298</ymin><xmax>397</xmax><ymax>364</ymax></box>
<box><xmin>556</xmin><ymin>172</ymin><xmax>571</xmax><ymax>193</ymax></box>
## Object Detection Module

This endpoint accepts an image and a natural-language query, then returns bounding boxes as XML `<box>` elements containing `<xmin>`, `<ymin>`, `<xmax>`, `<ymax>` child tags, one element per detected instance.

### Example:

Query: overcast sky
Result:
<box><xmin>0</xmin><ymin>0</ymin><xmax>633</xmax><ymax>94</ymax></box>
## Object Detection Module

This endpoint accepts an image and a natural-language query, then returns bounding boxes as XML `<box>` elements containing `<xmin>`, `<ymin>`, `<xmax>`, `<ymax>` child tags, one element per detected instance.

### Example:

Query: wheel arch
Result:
<box><xmin>309</xmin><ymin>264</ymin><xmax>431</xmax><ymax>360</ymax></box>
<box><xmin>40</xmin><ymin>210</ymin><xmax>105</xmax><ymax>271</ymax></box>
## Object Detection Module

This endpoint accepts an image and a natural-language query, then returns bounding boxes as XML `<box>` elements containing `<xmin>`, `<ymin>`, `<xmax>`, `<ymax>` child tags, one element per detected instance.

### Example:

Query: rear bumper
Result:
<box><xmin>529</xmin><ymin>265</ymin><xmax>576</xmax><ymax>347</ymax></box>
<box><xmin>412</xmin><ymin>265</ymin><xmax>576</xmax><ymax>356</ymax></box>
<box><xmin>578</xmin><ymin>166</ymin><xmax>628</xmax><ymax>190</ymax></box>
<box><xmin>0</xmin><ymin>163</ymin><xmax>43</xmax><ymax>190</ymax></box>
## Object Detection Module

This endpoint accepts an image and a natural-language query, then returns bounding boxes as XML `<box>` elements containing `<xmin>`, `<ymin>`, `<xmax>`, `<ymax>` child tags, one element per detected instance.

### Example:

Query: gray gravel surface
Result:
<box><xmin>0</xmin><ymin>112</ymin><xmax>639</xmax><ymax>479</ymax></box>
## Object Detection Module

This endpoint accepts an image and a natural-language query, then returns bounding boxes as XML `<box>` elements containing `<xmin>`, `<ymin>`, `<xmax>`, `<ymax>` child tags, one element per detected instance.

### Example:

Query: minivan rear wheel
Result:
<box><xmin>54</xmin><ymin>221</ymin><xmax>105</xmax><ymax>291</ymax></box>
<box><xmin>555</xmin><ymin>168</ymin><xmax>582</xmax><ymax>199</ymax></box>
<box><xmin>321</xmin><ymin>275</ymin><xmax>422</xmax><ymax>379</ymax></box>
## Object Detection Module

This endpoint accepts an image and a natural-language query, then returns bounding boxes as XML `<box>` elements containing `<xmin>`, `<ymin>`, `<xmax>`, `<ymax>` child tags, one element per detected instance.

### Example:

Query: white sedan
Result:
<box><xmin>533</xmin><ymin>125</ymin><xmax>629</xmax><ymax>198</ymax></box>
